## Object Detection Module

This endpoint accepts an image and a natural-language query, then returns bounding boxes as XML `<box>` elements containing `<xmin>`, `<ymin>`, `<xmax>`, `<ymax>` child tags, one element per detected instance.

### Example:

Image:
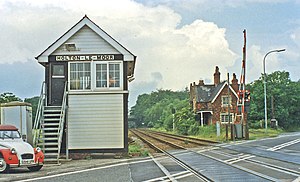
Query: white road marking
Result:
<box><xmin>148</xmin><ymin>153</ymin><xmax>177</xmax><ymax>182</ymax></box>
<box><xmin>145</xmin><ymin>171</ymin><xmax>192</xmax><ymax>182</ymax></box>
<box><xmin>267</xmin><ymin>138</ymin><xmax>300</xmax><ymax>151</ymax></box>
<box><xmin>16</xmin><ymin>156</ymin><xmax>193</xmax><ymax>182</ymax></box>
<box><xmin>16</xmin><ymin>158</ymin><xmax>153</xmax><ymax>182</ymax></box>
<box><xmin>225</xmin><ymin>154</ymin><xmax>255</xmax><ymax>164</ymax></box>
<box><xmin>293</xmin><ymin>176</ymin><xmax>300</xmax><ymax>182</ymax></box>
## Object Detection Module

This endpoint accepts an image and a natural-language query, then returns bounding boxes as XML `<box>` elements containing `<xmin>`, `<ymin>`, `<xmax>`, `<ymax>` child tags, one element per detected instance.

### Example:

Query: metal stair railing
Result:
<box><xmin>57</xmin><ymin>81</ymin><xmax>68</xmax><ymax>160</ymax></box>
<box><xmin>33</xmin><ymin>81</ymin><xmax>46</xmax><ymax>147</ymax></box>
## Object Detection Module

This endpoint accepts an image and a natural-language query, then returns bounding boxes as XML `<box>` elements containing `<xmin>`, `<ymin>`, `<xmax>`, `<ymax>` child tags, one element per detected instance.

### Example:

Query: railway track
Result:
<box><xmin>129</xmin><ymin>128</ymin><xmax>297</xmax><ymax>181</ymax></box>
<box><xmin>130</xmin><ymin>129</ymin><xmax>213</xmax><ymax>181</ymax></box>
<box><xmin>139</xmin><ymin>128</ymin><xmax>219</xmax><ymax>145</ymax></box>
<box><xmin>131</xmin><ymin>129</ymin><xmax>213</xmax><ymax>152</ymax></box>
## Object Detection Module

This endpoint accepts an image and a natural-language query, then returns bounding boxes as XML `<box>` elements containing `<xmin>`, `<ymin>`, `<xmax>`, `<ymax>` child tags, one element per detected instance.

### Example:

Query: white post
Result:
<box><xmin>200</xmin><ymin>112</ymin><xmax>204</xmax><ymax>127</ymax></box>
<box><xmin>172</xmin><ymin>113</ymin><xmax>175</xmax><ymax>131</ymax></box>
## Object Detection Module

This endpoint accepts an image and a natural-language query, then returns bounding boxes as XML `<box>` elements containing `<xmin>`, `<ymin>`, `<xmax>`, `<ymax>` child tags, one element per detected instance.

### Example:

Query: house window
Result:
<box><xmin>96</xmin><ymin>64</ymin><xmax>107</xmax><ymax>87</ymax></box>
<box><xmin>96</xmin><ymin>63</ymin><xmax>121</xmax><ymax>88</ymax></box>
<box><xmin>221</xmin><ymin>95</ymin><xmax>231</xmax><ymax>107</ymax></box>
<box><xmin>70</xmin><ymin>62</ymin><xmax>91</xmax><ymax>90</ymax></box>
<box><xmin>52</xmin><ymin>65</ymin><xmax>65</xmax><ymax>78</ymax></box>
<box><xmin>109</xmin><ymin>63</ymin><xmax>120</xmax><ymax>87</ymax></box>
<box><xmin>220</xmin><ymin>113</ymin><xmax>234</xmax><ymax>123</ymax></box>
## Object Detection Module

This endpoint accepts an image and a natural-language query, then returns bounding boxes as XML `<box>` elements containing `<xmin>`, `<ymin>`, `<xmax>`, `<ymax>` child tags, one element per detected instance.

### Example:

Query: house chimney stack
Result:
<box><xmin>214</xmin><ymin>66</ymin><xmax>220</xmax><ymax>86</ymax></box>
<box><xmin>199</xmin><ymin>80</ymin><xmax>204</xmax><ymax>86</ymax></box>
<box><xmin>231</xmin><ymin>73</ymin><xmax>239</xmax><ymax>92</ymax></box>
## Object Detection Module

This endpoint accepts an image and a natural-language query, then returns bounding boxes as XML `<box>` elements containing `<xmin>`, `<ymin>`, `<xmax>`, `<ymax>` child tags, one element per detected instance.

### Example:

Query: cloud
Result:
<box><xmin>290</xmin><ymin>28</ymin><xmax>300</xmax><ymax>47</ymax></box>
<box><xmin>247</xmin><ymin>44</ymin><xmax>289</xmax><ymax>83</ymax></box>
<box><xmin>0</xmin><ymin>1</ymin><xmax>81</xmax><ymax>64</ymax></box>
<box><xmin>0</xmin><ymin>0</ymin><xmax>238</xmax><ymax>105</ymax></box>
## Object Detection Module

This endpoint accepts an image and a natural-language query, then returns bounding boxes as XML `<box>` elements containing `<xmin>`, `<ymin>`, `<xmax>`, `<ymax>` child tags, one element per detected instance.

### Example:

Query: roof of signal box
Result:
<box><xmin>35</xmin><ymin>15</ymin><xmax>136</xmax><ymax>63</ymax></box>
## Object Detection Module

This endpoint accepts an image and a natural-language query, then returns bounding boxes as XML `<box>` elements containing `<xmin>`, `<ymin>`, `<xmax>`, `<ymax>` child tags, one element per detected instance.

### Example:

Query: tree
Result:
<box><xmin>247</xmin><ymin>71</ymin><xmax>300</xmax><ymax>129</ymax></box>
<box><xmin>129</xmin><ymin>89</ymin><xmax>190</xmax><ymax>128</ymax></box>
<box><xmin>24</xmin><ymin>96</ymin><xmax>40</xmax><ymax>123</ymax></box>
<box><xmin>0</xmin><ymin>92</ymin><xmax>22</xmax><ymax>103</ymax></box>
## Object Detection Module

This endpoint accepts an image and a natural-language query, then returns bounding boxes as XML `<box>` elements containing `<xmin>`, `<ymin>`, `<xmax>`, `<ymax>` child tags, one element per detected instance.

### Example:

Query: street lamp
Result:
<box><xmin>263</xmin><ymin>48</ymin><xmax>285</xmax><ymax>132</ymax></box>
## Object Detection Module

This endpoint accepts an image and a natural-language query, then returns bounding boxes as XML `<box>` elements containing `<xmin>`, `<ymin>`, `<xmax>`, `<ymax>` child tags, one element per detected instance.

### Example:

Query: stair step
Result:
<box><xmin>44</xmin><ymin>111</ymin><xmax>61</xmax><ymax>114</ymax></box>
<box><xmin>44</xmin><ymin>156</ymin><xmax>59</xmax><ymax>162</ymax></box>
<box><xmin>45</xmin><ymin>106</ymin><xmax>62</xmax><ymax>109</ymax></box>
<box><xmin>38</xmin><ymin>142</ymin><xmax>58</xmax><ymax>146</ymax></box>
<box><xmin>42</xmin><ymin>123</ymin><xmax>60</xmax><ymax>126</ymax></box>
<box><xmin>44</xmin><ymin>114</ymin><xmax>61</xmax><ymax>117</ymax></box>
<box><xmin>44</xmin><ymin>158</ymin><xmax>59</xmax><ymax>162</ymax></box>
<box><xmin>42</xmin><ymin>129</ymin><xmax>59</xmax><ymax>132</ymax></box>
<box><xmin>41</xmin><ymin>132</ymin><xmax>59</xmax><ymax>136</ymax></box>
<box><xmin>43</xmin><ymin>118</ymin><xmax>60</xmax><ymax>121</ymax></box>
<box><xmin>44</xmin><ymin>152</ymin><xmax>59</xmax><ymax>156</ymax></box>
<box><xmin>40</xmin><ymin>137</ymin><xmax>59</xmax><ymax>141</ymax></box>
<box><xmin>44</xmin><ymin>108</ymin><xmax>61</xmax><ymax>111</ymax></box>
<box><xmin>44</xmin><ymin>148</ymin><xmax>59</xmax><ymax>151</ymax></box>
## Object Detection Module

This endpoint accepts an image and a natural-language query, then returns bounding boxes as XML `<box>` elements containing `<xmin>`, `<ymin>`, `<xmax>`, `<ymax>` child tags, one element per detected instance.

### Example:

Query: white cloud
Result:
<box><xmin>247</xmin><ymin>44</ymin><xmax>288</xmax><ymax>83</ymax></box>
<box><xmin>0</xmin><ymin>0</ymin><xmax>239</xmax><ymax>105</ymax></box>
<box><xmin>290</xmin><ymin>28</ymin><xmax>300</xmax><ymax>47</ymax></box>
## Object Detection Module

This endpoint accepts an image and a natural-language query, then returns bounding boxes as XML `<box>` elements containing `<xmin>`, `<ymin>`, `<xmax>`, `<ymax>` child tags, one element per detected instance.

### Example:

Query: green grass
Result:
<box><xmin>151</xmin><ymin>126</ymin><xmax>285</xmax><ymax>142</ymax></box>
<box><xmin>249</xmin><ymin>128</ymin><xmax>284</xmax><ymax>140</ymax></box>
<box><xmin>128</xmin><ymin>142</ymin><xmax>149</xmax><ymax>157</ymax></box>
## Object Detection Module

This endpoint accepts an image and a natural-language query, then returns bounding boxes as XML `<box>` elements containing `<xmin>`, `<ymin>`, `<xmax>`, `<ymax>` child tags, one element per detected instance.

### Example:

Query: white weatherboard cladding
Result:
<box><xmin>68</xmin><ymin>94</ymin><xmax>124</xmax><ymax>149</ymax></box>
<box><xmin>52</xmin><ymin>25</ymin><xmax>120</xmax><ymax>55</ymax></box>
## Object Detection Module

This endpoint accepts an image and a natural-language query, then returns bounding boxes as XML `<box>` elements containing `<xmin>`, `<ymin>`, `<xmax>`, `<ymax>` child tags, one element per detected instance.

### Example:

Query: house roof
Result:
<box><xmin>36</xmin><ymin>15</ymin><xmax>136</xmax><ymax>63</ymax></box>
<box><xmin>194</xmin><ymin>81</ymin><xmax>238</xmax><ymax>103</ymax></box>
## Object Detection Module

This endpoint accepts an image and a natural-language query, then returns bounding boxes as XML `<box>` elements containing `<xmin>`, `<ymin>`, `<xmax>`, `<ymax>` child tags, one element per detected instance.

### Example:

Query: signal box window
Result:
<box><xmin>70</xmin><ymin>62</ymin><xmax>91</xmax><ymax>90</ymax></box>
<box><xmin>96</xmin><ymin>63</ymin><xmax>121</xmax><ymax>88</ymax></box>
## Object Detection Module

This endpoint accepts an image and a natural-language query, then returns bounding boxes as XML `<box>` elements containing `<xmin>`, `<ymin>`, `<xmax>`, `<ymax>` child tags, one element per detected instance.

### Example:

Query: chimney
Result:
<box><xmin>214</xmin><ymin>66</ymin><xmax>220</xmax><ymax>86</ymax></box>
<box><xmin>199</xmin><ymin>80</ymin><xmax>204</xmax><ymax>86</ymax></box>
<box><xmin>231</xmin><ymin>73</ymin><xmax>239</xmax><ymax>92</ymax></box>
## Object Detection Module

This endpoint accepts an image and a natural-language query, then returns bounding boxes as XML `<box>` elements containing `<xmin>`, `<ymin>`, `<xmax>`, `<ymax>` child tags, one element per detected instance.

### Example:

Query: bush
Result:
<box><xmin>249</xmin><ymin>120</ymin><xmax>263</xmax><ymax>129</ymax></box>
<box><xmin>198</xmin><ymin>125</ymin><xmax>217</xmax><ymax>138</ymax></box>
<box><xmin>188</xmin><ymin>123</ymin><xmax>201</xmax><ymax>135</ymax></box>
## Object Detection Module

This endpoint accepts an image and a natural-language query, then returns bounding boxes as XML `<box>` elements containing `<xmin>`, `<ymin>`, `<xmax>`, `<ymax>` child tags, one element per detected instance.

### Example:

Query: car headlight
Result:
<box><xmin>36</xmin><ymin>147</ymin><xmax>41</xmax><ymax>153</ymax></box>
<box><xmin>10</xmin><ymin>148</ymin><xmax>17</xmax><ymax>154</ymax></box>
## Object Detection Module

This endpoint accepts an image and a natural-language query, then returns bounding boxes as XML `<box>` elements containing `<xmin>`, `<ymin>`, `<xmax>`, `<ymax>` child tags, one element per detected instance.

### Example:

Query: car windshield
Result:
<box><xmin>0</xmin><ymin>130</ymin><xmax>21</xmax><ymax>139</ymax></box>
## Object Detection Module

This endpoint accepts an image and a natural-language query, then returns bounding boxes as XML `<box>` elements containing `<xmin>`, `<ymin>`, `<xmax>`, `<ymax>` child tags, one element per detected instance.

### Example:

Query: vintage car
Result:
<box><xmin>0</xmin><ymin>125</ymin><xmax>44</xmax><ymax>173</ymax></box>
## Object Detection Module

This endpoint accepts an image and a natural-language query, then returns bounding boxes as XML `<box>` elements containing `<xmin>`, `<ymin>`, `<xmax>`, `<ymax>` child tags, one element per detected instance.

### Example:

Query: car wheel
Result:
<box><xmin>0</xmin><ymin>158</ymin><xmax>9</xmax><ymax>173</ymax></box>
<box><xmin>28</xmin><ymin>165</ymin><xmax>43</xmax><ymax>172</ymax></box>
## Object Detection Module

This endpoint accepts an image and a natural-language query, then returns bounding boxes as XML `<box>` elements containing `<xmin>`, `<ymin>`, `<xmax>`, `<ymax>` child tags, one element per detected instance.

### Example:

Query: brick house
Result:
<box><xmin>190</xmin><ymin>66</ymin><xmax>244</xmax><ymax>126</ymax></box>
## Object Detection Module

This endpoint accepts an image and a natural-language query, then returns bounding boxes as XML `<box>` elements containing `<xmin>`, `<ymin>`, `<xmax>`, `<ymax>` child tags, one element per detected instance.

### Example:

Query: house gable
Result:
<box><xmin>52</xmin><ymin>25</ymin><xmax>120</xmax><ymax>55</ymax></box>
<box><xmin>211</xmin><ymin>82</ymin><xmax>239</xmax><ymax>103</ymax></box>
<box><xmin>36</xmin><ymin>15</ymin><xmax>135</xmax><ymax>63</ymax></box>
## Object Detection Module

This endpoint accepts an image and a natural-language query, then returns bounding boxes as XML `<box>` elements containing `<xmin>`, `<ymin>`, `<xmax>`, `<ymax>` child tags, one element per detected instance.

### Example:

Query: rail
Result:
<box><xmin>33</xmin><ymin>81</ymin><xmax>46</xmax><ymax>147</ymax></box>
<box><xmin>57</xmin><ymin>81</ymin><xmax>68</xmax><ymax>158</ymax></box>
<box><xmin>130</xmin><ymin>129</ymin><xmax>276</xmax><ymax>181</ymax></box>
<box><xmin>130</xmin><ymin>129</ymin><xmax>212</xmax><ymax>181</ymax></box>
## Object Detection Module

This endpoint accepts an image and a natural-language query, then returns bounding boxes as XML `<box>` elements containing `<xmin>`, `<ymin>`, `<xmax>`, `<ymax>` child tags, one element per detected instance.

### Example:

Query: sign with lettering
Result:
<box><xmin>55</xmin><ymin>55</ymin><xmax>115</xmax><ymax>61</ymax></box>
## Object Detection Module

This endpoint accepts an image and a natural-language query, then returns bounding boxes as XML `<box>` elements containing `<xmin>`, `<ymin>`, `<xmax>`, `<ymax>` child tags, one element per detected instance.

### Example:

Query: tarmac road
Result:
<box><xmin>1</xmin><ymin>131</ymin><xmax>299</xmax><ymax>182</ymax></box>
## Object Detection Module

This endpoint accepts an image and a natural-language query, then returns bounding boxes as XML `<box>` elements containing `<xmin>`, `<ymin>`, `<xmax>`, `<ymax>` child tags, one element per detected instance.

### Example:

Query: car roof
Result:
<box><xmin>0</xmin><ymin>125</ymin><xmax>18</xmax><ymax>131</ymax></box>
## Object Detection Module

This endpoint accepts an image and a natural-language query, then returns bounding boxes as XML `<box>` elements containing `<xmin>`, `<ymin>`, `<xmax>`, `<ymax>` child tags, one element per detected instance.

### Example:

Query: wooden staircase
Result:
<box><xmin>38</xmin><ymin>106</ymin><xmax>62</xmax><ymax>163</ymax></box>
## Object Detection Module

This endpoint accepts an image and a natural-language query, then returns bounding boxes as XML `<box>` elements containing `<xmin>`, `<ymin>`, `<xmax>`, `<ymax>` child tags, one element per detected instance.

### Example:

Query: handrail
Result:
<box><xmin>57</xmin><ymin>81</ymin><xmax>68</xmax><ymax>159</ymax></box>
<box><xmin>33</xmin><ymin>81</ymin><xmax>46</xmax><ymax>146</ymax></box>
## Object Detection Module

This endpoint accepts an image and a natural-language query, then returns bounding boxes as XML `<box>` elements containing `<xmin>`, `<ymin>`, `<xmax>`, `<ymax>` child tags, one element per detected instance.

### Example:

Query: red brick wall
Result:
<box><xmin>211</xmin><ymin>87</ymin><xmax>239</xmax><ymax>124</ymax></box>
<box><xmin>190</xmin><ymin>83</ymin><xmax>247</xmax><ymax>125</ymax></box>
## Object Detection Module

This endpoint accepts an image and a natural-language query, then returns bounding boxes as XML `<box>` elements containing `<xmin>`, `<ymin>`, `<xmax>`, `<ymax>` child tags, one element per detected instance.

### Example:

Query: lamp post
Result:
<box><xmin>263</xmin><ymin>49</ymin><xmax>285</xmax><ymax>132</ymax></box>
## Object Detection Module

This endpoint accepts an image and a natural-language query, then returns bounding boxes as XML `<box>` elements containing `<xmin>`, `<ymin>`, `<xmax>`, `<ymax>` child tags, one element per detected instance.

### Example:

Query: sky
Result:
<box><xmin>0</xmin><ymin>0</ymin><xmax>299</xmax><ymax>107</ymax></box>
